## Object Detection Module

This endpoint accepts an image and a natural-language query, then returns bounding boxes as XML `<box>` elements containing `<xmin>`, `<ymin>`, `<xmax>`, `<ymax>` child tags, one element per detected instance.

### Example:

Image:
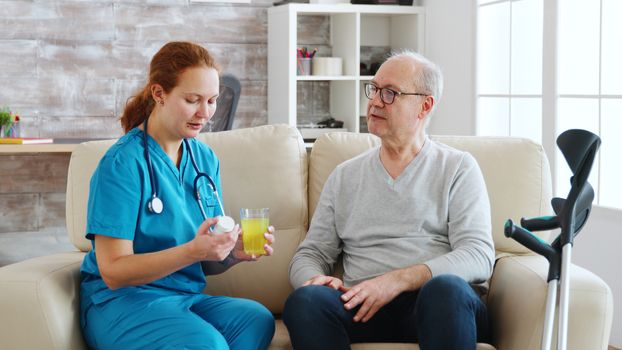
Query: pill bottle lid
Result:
<box><xmin>212</xmin><ymin>216</ymin><xmax>235</xmax><ymax>234</ymax></box>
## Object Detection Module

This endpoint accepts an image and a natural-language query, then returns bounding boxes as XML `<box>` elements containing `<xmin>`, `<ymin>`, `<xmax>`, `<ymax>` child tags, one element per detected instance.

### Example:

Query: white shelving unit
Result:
<box><xmin>267</xmin><ymin>3</ymin><xmax>425</xmax><ymax>138</ymax></box>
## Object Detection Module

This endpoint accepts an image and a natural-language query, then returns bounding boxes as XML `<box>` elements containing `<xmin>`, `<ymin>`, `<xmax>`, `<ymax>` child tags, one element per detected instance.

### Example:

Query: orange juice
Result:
<box><xmin>241</xmin><ymin>217</ymin><xmax>269</xmax><ymax>256</ymax></box>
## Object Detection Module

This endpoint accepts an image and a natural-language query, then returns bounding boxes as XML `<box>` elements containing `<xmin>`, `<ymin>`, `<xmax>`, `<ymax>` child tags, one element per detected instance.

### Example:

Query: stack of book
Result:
<box><xmin>0</xmin><ymin>137</ymin><xmax>54</xmax><ymax>145</ymax></box>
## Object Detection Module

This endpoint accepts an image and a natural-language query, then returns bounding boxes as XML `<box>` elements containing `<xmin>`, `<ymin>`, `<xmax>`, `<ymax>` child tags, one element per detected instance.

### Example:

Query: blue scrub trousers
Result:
<box><xmin>282</xmin><ymin>274</ymin><xmax>489</xmax><ymax>350</ymax></box>
<box><xmin>81</xmin><ymin>289</ymin><xmax>275</xmax><ymax>350</ymax></box>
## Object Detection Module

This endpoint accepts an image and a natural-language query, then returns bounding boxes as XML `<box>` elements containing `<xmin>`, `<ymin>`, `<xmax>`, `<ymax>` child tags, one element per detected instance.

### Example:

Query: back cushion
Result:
<box><xmin>66</xmin><ymin>139</ymin><xmax>117</xmax><ymax>252</ymax></box>
<box><xmin>66</xmin><ymin>125</ymin><xmax>308</xmax><ymax>313</ymax></box>
<box><xmin>308</xmin><ymin>132</ymin><xmax>553</xmax><ymax>255</ymax></box>
<box><xmin>197</xmin><ymin>125</ymin><xmax>308</xmax><ymax>312</ymax></box>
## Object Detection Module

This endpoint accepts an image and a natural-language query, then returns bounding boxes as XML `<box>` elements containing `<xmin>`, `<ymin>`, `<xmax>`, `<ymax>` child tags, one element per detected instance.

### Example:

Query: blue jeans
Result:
<box><xmin>282</xmin><ymin>274</ymin><xmax>489</xmax><ymax>350</ymax></box>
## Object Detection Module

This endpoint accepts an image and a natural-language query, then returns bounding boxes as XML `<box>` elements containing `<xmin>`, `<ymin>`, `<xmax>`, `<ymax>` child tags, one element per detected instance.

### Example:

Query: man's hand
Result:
<box><xmin>340</xmin><ymin>264</ymin><xmax>432</xmax><ymax>323</ymax></box>
<box><xmin>339</xmin><ymin>272</ymin><xmax>404</xmax><ymax>323</ymax></box>
<box><xmin>302</xmin><ymin>275</ymin><xmax>345</xmax><ymax>290</ymax></box>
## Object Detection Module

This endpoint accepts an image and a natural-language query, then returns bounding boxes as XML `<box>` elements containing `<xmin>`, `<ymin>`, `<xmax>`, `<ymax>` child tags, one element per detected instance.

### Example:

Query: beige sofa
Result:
<box><xmin>0</xmin><ymin>124</ymin><xmax>613</xmax><ymax>349</ymax></box>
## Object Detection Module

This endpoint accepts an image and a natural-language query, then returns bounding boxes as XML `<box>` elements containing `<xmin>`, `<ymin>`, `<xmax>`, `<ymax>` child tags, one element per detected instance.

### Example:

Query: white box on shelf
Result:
<box><xmin>312</xmin><ymin>57</ymin><xmax>343</xmax><ymax>76</ymax></box>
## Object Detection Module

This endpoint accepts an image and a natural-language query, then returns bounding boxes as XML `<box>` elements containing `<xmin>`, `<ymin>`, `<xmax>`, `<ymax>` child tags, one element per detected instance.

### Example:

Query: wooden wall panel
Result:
<box><xmin>235</xmin><ymin>80</ymin><xmax>267</xmax><ymax>128</ymax></box>
<box><xmin>0</xmin><ymin>0</ymin><xmax>331</xmax><ymax>249</ymax></box>
<box><xmin>38</xmin><ymin>40</ymin><xmax>152</xmax><ymax>79</ymax></box>
<box><xmin>38</xmin><ymin>116</ymin><xmax>124</xmax><ymax>139</ymax></box>
<box><xmin>0</xmin><ymin>1</ymin><xmax>331</xmax><ymax>139</ymax></box>
<box><xmin>208</xmin><ymin>43</ymin><xmax>267</xmax><ymax>81</ymax></box>
<box><xmin>297</xmin><ymin>15</ymin><xmax>330</xmax><ymax>45</ymax></box>
<box><xmin>0</xmin><ymin>40</ymin><xmax>37</xmax><ymax>78</ymax></box>
<box><xmin>115</xmin><ymin>4</ymin><xmax>267</xmax><ymax>44</ymax></box>
<box><xmin>0</xmin><ymin>154</ymin><xmax>69</xmax><ymax>193</ymax></box>
<box><xmin>0</xmin><ymin>2</ymin><xmax>114</xmax><ymax>40</ymax></box>
<box><xmin>39</xmin><ymin>192</ymin><xmax>67</xmax><ymax>232</ymax></box>
<box><xmin>0</xmin><ymin>194</ymin><xmax>38</xmax><ymax>233</ymax></box>
<box><xmin>0</xmin><ymin>77</ymin><xmax>115</xmax><ymax>117</ymax></box>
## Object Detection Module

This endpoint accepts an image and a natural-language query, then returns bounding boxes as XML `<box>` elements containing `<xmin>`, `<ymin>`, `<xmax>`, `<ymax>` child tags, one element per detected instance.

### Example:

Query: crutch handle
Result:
<box><xmin>504</xmin><ymin>219</ymin><xmax>556</xmax><ymax>259</ymax></box>
<box><xmin>521</xmin><ymin>215</ymin><xmax>559</xmax><ymax>231</ymax></box>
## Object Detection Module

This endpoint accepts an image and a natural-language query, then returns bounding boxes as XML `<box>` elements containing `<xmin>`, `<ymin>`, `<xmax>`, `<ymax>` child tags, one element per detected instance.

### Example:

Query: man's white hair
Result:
<box><xmin>387</xmin><ymin>50</ymin><xmax>444</xmax><ymax>119</ymax></box>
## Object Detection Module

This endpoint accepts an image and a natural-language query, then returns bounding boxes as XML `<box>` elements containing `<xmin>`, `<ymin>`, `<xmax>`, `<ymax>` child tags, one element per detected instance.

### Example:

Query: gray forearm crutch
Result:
<box><xmin>504</xmin><ymin>129</ymin><xmax>601</xmax><ymax>350</ymax></box>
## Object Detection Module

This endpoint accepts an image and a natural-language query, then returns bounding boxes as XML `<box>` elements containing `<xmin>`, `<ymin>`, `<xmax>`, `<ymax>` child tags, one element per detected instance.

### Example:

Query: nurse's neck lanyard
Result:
<box><xmin>143</xmin><ymin>118</ymin><xmax>226</xmax><ymax>220</ymax></box>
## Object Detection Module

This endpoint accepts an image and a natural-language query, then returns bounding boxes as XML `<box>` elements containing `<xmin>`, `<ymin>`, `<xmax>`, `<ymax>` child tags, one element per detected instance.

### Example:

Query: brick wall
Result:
<box><xmin>0</xmin><ymin>0</ymin><xmax>330</xmax><ymax>265</ymax></box>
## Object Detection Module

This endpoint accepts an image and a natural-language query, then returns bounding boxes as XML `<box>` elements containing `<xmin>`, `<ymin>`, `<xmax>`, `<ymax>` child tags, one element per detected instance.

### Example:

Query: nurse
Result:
<box><xmin>79</xmin><ymin>41</ymin><xmax>276</xmax><ymax>350</ymax></box>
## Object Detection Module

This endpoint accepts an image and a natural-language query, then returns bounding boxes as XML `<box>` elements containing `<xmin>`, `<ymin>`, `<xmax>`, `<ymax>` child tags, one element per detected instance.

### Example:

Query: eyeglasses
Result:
<box><xmin>364</xmin><ymin>83</ymin><xmax>427</xmax><ymax>105</ymax></box>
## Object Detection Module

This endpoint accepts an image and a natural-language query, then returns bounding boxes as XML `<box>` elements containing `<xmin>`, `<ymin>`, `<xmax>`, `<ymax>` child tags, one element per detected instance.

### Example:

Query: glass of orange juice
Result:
<box><xmin>240</xmin><ymin>208</ymin><xmax>269</xmax><ymax>256</ymax></box>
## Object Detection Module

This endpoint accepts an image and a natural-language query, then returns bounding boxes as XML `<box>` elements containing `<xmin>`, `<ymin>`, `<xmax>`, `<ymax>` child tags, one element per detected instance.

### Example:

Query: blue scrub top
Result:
<box><xmin>80</xmin><ymin>128</ymin><xmax>223</xmax><ymax>305</ymax></box>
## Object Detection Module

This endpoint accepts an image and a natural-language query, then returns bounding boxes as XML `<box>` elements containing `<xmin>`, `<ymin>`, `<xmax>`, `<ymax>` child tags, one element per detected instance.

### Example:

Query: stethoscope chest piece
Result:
<box><xmin>142</xmin><ymin>118</ymin><xmax>223</xmax><ymax>218</ymax></box>
<box><xmin>148</xmin><ymin>196</ymin><xmax>164</xmax><ymax>214</ymax></box>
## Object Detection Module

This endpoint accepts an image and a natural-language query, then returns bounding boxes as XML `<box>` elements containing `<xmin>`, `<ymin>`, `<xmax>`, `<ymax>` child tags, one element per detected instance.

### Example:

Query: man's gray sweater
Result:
<box><xmin>289</xmin><ymin>137</ymin><xmax>495</xmax><ymax>288</ymax></box>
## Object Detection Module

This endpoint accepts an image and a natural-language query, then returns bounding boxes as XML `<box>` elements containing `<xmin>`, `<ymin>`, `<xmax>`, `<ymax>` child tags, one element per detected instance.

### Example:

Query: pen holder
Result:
<box><xmin>10</xmin><ymin>122</ymin><xmax>20</xmax><ymax>138</ymax></box>
<box><xmin>1</xmin><ymin>121</ymin><xmax>20</xmax><ymax>138</ymax></box>
<box><xmin>0</xmin><ymin>123</ymin><xmax>18</xmax><ymax>138</ymax></box>
<box><xmin>297</xmin><ymin>57</ymin><xmax>312</xmax><ymax>76</ymax></box>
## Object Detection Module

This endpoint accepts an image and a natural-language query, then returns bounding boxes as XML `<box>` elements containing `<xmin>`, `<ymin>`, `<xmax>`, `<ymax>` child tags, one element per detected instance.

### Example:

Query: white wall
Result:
<box><xmin>422</xmin><ymin>0</ymin><xmax>620</xmax><ymax>345</ymax></box>
<box><xmin>573</xmin><ymin>206</ymin><xmax>622</xmax><ymax>347</ymax></box>
<box><xmin>422</xmin><ymin>0</ymin><xmax>476</xmax><ymax>136</ymax></box>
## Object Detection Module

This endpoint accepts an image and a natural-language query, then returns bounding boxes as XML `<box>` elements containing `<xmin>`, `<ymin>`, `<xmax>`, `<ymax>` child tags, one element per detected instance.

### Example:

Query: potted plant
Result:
<box><xmin>0</xmin><ymin>107</ymin><xmax>12</xmax><ymax>137</ymax></box>
<box><xmin>0</xmin><ymin>107</ymin><xmax>19</xmax><ymax>138</ymax></box>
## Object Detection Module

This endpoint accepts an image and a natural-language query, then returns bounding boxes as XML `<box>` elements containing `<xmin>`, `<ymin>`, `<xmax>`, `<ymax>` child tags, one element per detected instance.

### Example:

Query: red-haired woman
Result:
<box><xmin>79</xmin><ymin>41</ymin><xmax>275</xmax><ymax>349</ymax></box>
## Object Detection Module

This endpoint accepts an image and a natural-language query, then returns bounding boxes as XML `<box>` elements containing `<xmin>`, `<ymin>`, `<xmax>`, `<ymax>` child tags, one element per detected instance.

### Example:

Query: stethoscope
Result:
<box><xmin>143</xmin><ymin>118</ymin><xmax>225</xmax><ymax>220</ymax></box>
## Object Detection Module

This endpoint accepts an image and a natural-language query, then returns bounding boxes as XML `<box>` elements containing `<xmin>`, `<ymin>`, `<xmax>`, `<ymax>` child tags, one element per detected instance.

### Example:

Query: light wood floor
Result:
<box><xmin>609</xmin><ymin>346</ymin><xmax>621</xmax><ymax>350</ymax></box>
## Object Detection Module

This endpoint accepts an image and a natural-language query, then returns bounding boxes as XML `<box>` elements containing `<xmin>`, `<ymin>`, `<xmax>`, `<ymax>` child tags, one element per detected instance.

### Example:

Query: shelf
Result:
<box><xmin>268</xmin><ymin>3</ymin><xmax>425</xmax><ymax>134</ymax></box>
<box><xmin>0</xmin><ymin>138</ymin><xmax>107</xmax><ymax>154</ymax></box>
<box><xmin>0</xmin><ymin>143</ymin><xmax>77</xmax><ymax>153</ymax></box>
<box><xmin>271</xmin><ymin>4</ymin><xmax>424</xmax><ymax>15</ymax></box>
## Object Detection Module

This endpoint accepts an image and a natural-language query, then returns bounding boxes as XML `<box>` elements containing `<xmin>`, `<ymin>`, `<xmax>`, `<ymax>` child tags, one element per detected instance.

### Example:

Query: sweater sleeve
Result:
<box><xmin>423</xmin><ymin>153</ymin><xmax>495</xmax><ymax>283</ymax></box>
<box><xmin>289</xmin><ymin>170</ymin><xmax>344</xmax><ymax>289</ymax></box>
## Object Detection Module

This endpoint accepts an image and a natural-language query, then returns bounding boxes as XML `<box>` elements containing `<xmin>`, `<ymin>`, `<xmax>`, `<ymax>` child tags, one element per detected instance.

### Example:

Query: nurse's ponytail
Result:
<box><xmin>121</xmin><ymin>87</ymin><xmax>154</xmax><ymax>133</ymax></box>
<box><xmin>120</xmin><ymin>41</ymin><xmax>220</xmax><ymax>133</ymax></box>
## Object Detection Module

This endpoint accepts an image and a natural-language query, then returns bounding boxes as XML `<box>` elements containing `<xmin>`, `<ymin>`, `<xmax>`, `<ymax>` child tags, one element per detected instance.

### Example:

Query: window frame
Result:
<box><xmin>476</xmin><ymin>0</ymin><xmax>622</xmax><ymax>209</ymax></box>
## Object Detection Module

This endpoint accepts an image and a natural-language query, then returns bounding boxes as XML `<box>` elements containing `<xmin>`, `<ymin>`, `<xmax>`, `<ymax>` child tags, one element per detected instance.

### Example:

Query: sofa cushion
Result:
<box><xmin>66</xmin><ymin>139</ymin><xmax>117</xmax><ymax>252</ymax></box>
<box><xmin>309</xmin><ymin>132</ymin><xmax>553</xmax><ymax>255</ymax></box>
<box><xmin>197</xmin><ymin>125</ymin><xmax>308</xmax><ymax>313</ymax></box>
<box><xmin>0</xmin><ymin>252</ymin><xmax>86</xmax><ymax>349</ymax></box>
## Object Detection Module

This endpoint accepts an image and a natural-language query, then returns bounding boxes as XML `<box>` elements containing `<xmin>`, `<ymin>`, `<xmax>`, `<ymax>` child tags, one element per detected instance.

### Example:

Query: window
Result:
<box><xmin>476</xmin><ymin>0</ymin><xmax>622</xmax><ymax>210</ymax></box>
<box><xmin>476</xmin><ymin>0</ymin><xmax>542</xmax><ymax>143</ymax></box>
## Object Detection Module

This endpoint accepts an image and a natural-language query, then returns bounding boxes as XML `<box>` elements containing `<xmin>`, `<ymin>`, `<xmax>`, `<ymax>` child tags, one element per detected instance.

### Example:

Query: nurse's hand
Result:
<box><xmin>187</xmin><ymin>218</ymin><xmax>240</xmax><ymax>262</ymax></box>
<box><xmin>231</xmin><ymin>226</ymin><xmax>275</xmax><ymax>261</ymax></box>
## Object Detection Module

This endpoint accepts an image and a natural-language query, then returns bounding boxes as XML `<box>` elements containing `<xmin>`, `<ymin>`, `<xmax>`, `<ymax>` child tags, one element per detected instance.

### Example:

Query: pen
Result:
<box><xmin>310</xmin><ymin>48</ymin><xmax>318</xmax><ymax>58</ymax></box>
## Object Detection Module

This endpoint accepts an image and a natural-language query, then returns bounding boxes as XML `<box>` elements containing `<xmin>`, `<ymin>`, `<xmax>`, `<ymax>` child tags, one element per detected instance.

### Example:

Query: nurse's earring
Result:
<box><xmin>158</xmin><ymin>99</ymin><xmax>164</xmax><ymax>106</ymax></box>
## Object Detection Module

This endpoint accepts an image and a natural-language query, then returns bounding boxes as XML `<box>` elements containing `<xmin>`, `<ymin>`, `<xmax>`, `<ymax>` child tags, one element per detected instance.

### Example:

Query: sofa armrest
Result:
<box><xmin>487</xmin><ymin>255</ymin><xmax>613</xmax><ymax>350</ymax></box>
<box><xmin>0</xmin><ymin>252</ymin><xmax>87</xmax><ymax>350</ymax></box>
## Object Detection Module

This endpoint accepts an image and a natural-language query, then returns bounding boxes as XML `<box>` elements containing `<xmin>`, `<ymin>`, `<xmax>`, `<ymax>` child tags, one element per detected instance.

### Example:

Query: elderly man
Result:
<box><xmin>282</xmin><ymin>51</ymin><xmax>495</xmax><ymax>349</ymax></box>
